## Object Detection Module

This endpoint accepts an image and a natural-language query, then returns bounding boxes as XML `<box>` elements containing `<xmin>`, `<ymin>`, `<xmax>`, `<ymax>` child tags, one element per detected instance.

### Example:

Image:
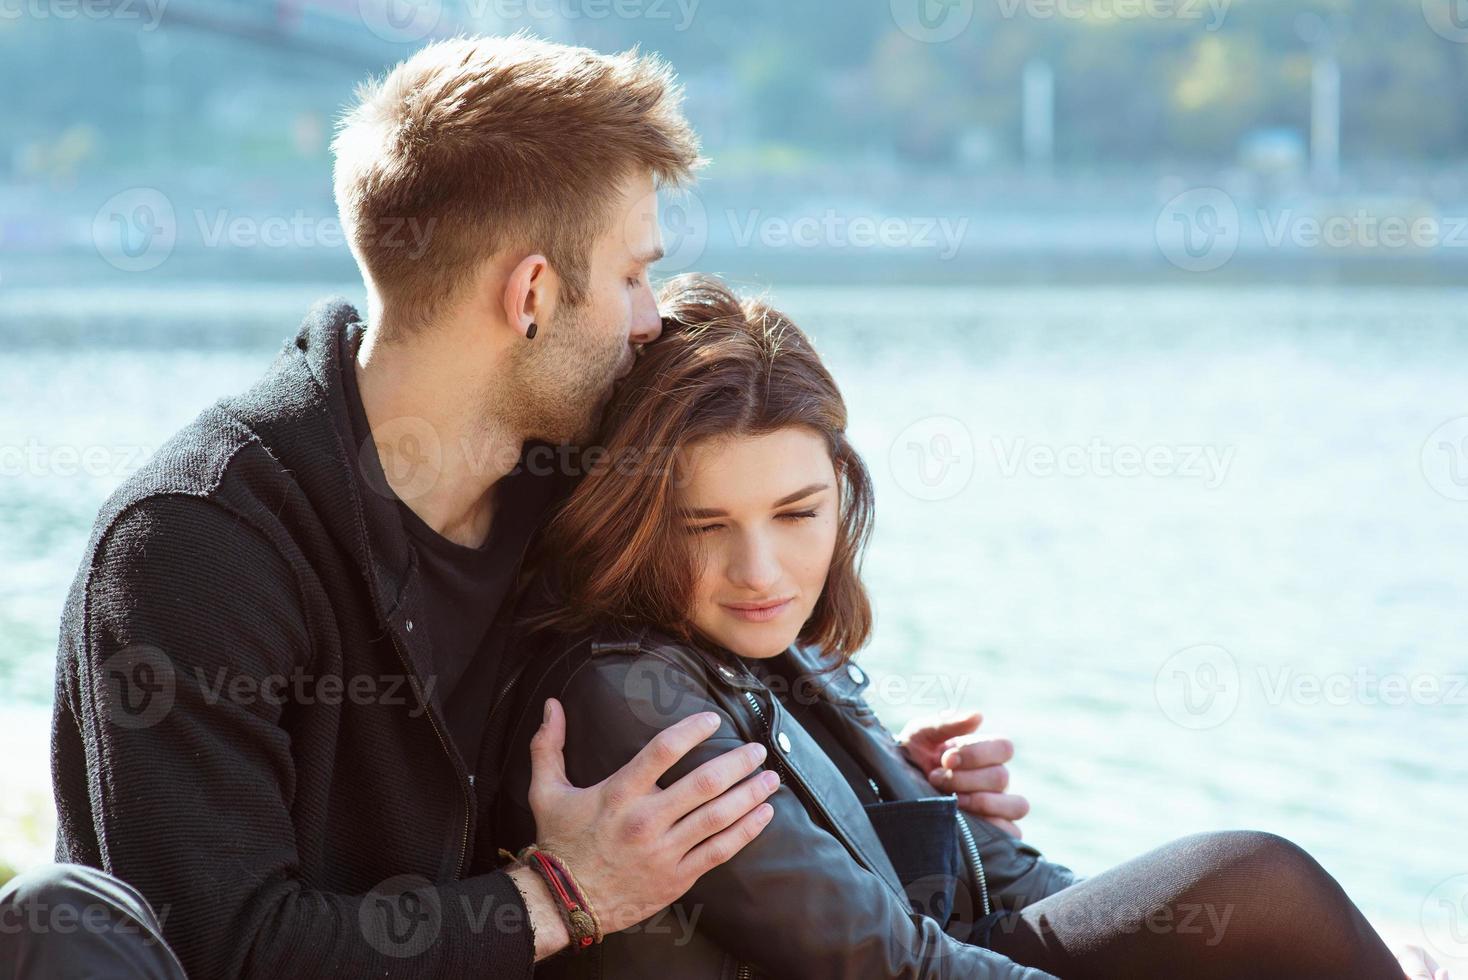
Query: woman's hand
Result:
<box><xmin>898</xmin><ymin>711</ymin><xmax>1031</xmax><ymax>838</ymax></box>
<box><xmin>1395</xmin><ymin>942</ymin><xmax>1452</xmax><ymax>979</ymax></box>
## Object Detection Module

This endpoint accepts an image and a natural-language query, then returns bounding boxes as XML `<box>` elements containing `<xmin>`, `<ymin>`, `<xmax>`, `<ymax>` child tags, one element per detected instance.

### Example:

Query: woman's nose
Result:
<box><xmin>726</xmin><ymin>532</ymin><xmax>780</xmax><ymax>593</ymax></box>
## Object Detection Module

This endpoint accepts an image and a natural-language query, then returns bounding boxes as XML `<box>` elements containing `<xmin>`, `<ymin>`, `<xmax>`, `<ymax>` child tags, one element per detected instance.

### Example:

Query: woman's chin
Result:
<box><xmin>720</xmin><ymin>623</ymin><xmax>800</xmax><ymax>660</ymax></box>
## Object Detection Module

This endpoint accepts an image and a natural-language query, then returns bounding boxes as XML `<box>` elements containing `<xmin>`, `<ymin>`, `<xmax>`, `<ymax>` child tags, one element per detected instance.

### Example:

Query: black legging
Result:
<box><xmin>981</xmin><ymin>830</ymin><xmax>1402</xmax><ymax>979</ymax></box>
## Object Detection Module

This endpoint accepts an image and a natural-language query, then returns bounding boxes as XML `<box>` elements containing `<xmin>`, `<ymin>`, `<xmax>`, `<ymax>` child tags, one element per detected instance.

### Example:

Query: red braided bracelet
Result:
<box><xmin>501</xmin><ymin>844</ymin><xmax>604</xmax><ymax>950</ymax></box>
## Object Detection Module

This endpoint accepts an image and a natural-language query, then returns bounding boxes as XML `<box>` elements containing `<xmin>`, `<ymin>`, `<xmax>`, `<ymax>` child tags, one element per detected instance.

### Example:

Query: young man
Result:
<box><xmin>5</xmin><ymin>35</ymin><xmax>1029</xmax><ymax>978</ymax></box>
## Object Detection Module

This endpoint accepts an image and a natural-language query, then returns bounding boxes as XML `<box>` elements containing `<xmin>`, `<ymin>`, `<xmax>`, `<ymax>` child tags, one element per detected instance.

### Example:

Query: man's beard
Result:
<box><xmin>506</xmin><ymin>299</ymin><xmax>626</xmax><ymax>448</ymax></box>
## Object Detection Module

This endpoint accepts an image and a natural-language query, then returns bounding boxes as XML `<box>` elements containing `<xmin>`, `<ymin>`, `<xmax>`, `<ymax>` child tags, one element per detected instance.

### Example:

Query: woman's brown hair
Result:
<box><xmin>529</xmin><ymin>273</ymin><xmax>875</xmax><ymax>660</ymax></box>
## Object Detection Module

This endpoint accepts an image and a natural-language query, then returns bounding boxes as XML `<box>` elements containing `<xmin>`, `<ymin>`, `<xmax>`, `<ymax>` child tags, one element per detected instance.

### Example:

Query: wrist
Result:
<box><xmin>507</xmin><ymin>864</ymin><xmax>571</xmax><ymax>961</ymax></box>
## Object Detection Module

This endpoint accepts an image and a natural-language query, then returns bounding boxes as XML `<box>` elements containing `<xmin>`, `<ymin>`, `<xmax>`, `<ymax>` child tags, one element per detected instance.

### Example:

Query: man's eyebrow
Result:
<box><xmin>684</xmin><ymin>482</ymin><xmax>830</xmax><ymax>519</ymax></box>
<box><xmin>634</xmin><ymin>245</ymin><xmax>666</xmax><ymax>265</ymax></box>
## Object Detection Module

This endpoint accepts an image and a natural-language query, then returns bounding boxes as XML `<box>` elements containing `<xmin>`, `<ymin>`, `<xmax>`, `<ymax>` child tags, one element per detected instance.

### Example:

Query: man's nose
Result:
<box><xmin>629</xmin><ymin>290</ymin><xmax>663</xmax><ymax>344</ymax></box>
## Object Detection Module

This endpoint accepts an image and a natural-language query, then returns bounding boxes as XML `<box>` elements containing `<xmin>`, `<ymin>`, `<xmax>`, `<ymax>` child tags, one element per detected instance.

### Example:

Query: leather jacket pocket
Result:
<box><xmin>861</xmin><ymin>796</ymin><xmax>963</xmax><ymax>926</ymax></box>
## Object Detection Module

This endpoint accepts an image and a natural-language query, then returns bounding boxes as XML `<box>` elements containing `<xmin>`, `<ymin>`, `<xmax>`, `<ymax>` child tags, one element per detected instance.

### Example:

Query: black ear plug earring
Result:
<box><xmin>526</xmin><ymin>322</ymin><xmax>538</xmax><ymax>340</ymax></box>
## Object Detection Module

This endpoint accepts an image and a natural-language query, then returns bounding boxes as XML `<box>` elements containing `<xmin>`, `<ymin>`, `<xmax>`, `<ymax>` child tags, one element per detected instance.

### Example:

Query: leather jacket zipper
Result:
<box><xmin>955</xmin><ymin>809</ymin><xmax>992</xmax><ymax>916</ymax></box>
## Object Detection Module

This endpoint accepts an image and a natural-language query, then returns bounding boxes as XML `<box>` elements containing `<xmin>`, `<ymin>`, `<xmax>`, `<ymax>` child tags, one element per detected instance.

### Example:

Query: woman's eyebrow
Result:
<box><xmin>684</xmin><ymin>482</ymin><xmax>830</xmax><ymax>519</ymax></box>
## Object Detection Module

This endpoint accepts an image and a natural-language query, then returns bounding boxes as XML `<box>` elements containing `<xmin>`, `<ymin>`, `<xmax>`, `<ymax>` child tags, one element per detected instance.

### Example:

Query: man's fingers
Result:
<box><xmin>679</xmin><ymin>801</ymin><xmax>775</xmax><ymax>879</ymax></box>
<box><xmin>609</xmin><ymin>711</ymin><xmax>722</xmax><ymax>796</ymax></box>
<box><xmin>958</xmin><ymin>791</ymin><xmax>1030</xmax><ymax>821</ymax></box>
<box><xmin>907</xmin><ymin>711</ymin><xmax>982</xmax><ymax>745</ymax></box>
<box><xmin>930</xmin><ymin>763</ymin><xmax>1009</xmax><ymax>794</ymax></box>
<box><xmin>671</xmin><ymin>767</ymin><xmax>780</xmax><ymax>850</ymax></box>
<box><xmin>661</xmin><ymin>740</ymin><xmax>769</xmax><ymax>819</ymax></box>
<box><xmin>527</xmin><ymin>698</ymin><xmax>570</xmax><ymax>807</ymax></box>
<box><xmin>939</xmin><ymin>736</ymin><xmax>1013</xmax><ymax>771</ymax></box>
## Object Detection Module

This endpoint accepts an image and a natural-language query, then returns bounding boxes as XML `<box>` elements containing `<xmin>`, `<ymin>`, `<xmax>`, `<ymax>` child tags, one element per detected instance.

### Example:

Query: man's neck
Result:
<box><xmin>353</xmin><ymin>318</ymin><xmax>523</xmax><ymax>549</ymax></box>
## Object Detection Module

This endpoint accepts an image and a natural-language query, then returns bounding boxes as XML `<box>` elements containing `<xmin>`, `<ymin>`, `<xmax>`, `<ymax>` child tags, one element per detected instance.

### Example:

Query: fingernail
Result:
<box><xmin>699</xmin><ymin>712</ymin><xmax>720</xmax><ymax>731</ymax></box>
<box><xmin>760</xmin><ymin>770</ymin><xmax>779</xmax><ymax>791</ymax></box>
<box><xmin>747</xmin><ymin>742</ymin><xmax>768</xmax><ymax>763</ymax></box>
<box><xmin>756</xmin><ymin>802</ymin><xmax>774</xmax><ymax>822</ymax></box>
<box><xmin>542</xmin><ymin>700</ymin><xmax>551</xmax><ymax>723</ymax></box>
<box><xmin>929</xmin><ymin>768</ymin><xmax>945</xmax><ymax>782</ymax></box>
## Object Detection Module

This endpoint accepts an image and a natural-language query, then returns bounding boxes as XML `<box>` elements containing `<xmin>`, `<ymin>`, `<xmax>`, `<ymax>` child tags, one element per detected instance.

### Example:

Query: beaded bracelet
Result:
<box><xmin>501</xmin><ymin>844</ymin><xmax>604</xmax><ymax>950</ymax></box>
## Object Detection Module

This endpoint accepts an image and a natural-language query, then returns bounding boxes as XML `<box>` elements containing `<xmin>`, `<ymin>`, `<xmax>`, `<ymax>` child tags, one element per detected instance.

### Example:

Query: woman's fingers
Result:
<box><xmin>985</xmin><ymin>817</ymin><xmax>1023</xmax><ymax>839</ymax></box>
<box><xmin>929</xmin><ymin>763</ymin><xmax>1009</xmax><ymax>794</ymax></box>
<box><xmin>939</xmin><ymin>736</ymin><xmax>1014</xmax><ymax>772</ymax></box>
<box><xmin>957</xmin><ymin>790</ymin><xmax>1030</xmax><ymax>822</ymax></box>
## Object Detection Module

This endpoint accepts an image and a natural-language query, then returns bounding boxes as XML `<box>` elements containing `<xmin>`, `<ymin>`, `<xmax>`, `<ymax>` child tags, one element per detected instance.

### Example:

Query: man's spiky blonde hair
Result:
<box><xmin>332</xmin><ymin>33</ymin><xmax>703</xmax><ymax>331</ymax></box>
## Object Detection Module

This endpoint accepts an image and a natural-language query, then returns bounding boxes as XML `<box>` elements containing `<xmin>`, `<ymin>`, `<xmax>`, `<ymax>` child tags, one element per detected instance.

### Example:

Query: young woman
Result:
<box><xmin>494</xmin><ymin>274</ymin><xmax>1437</xmax><ymax>979</ymax></box>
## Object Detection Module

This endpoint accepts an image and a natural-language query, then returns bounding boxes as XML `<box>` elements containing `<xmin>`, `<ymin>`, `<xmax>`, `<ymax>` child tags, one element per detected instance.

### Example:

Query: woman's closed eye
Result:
<box><xmin>686</xmin><ymin>509</ymin><xmax>819</xmax><ymax>536</ymax></box>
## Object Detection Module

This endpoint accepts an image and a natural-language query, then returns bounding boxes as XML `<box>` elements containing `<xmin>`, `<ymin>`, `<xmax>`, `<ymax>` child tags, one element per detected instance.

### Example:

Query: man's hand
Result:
<box><xmin>519</xmin><ymin>697</ymin><xmax>778</xmax><ymax>959</ymax></box>
<box><xmin>898</xmin><ymin>711</ymin><xmax>1030</xmax><ymax>838</ymax></box>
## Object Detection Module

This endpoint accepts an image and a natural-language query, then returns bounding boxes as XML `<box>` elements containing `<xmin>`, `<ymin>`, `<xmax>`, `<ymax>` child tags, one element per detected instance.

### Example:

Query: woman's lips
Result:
<box><xmin>720</xmin><ymin>597</ymin><xmax>794</xmax><ymax>623</ymax></box>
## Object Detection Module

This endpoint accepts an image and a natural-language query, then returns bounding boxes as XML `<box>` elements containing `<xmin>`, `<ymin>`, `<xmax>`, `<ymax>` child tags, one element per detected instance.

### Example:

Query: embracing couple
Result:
<box><xmin>4</xmin><ymin>35</ymin><xmax>1439</xmax><ymax>980</ymax></box>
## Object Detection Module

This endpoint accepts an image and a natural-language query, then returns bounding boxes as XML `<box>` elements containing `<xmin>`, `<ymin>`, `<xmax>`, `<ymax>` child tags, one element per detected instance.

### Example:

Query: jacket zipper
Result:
<box><xmin>954</xmin><ymin>809</ymin><xmax>992</xmax><ymax>916</ymax></box>
<box><xmin>388</xmin><ymin>630</ymin><xmax>470</xmax><ymax>880</ymax></box>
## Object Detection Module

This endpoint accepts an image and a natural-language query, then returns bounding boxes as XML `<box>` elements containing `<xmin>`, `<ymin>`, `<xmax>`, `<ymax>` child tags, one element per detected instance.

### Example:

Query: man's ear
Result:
<box><xmin>502</xmin><ymin>253</ymin><xmax>555</xmax><ymax>340</ymax></box>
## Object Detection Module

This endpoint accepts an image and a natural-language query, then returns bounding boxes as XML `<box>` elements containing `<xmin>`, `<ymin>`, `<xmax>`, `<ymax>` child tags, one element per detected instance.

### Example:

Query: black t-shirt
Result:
<box><xmin>340</xmin><ymin>321</ymin><xmax>550</xmax><ymax>764</ymax></box>
<box><xmin>752</xmin><ymin>654</ymin><xmax>881</xmax><ymax>806</ymax></box>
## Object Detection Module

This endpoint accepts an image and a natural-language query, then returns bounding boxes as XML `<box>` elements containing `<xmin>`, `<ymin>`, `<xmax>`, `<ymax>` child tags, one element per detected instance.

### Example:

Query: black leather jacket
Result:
<box><xmin>494</xmin><ymin>623</ymin><xmax>1081</xmax><ymax>979</ymax></box>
